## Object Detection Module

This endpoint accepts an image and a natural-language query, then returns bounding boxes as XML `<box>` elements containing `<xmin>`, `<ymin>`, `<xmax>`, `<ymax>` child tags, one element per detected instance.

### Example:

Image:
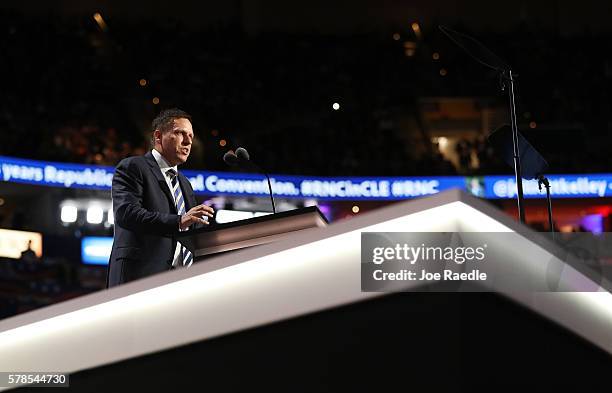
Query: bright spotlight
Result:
<box><xmin>87</xmin><ymin>206</ymin><xmax>104</xmax><ymax>224</ymax></box>
<box><xmin>61</xmin><ymin>205</ymin><xmax>78</xmax><ymax>223</ymax></box>
<box><xmin>332</xmin><ymin>102</ymin><xmax>340</xmax><ymax>110</ymax></box>
<box><xmin>93</xmin><ymin>12</ymin><xmax>108</xmax><ymax>32</ymax></box>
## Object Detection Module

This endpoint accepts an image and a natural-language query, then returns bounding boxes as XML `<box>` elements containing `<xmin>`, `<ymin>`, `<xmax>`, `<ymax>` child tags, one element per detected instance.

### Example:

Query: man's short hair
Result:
<box><xmin>151</xmin><ymin>108</ymin><xmax>192</xmax><ymax>145</ymax></box>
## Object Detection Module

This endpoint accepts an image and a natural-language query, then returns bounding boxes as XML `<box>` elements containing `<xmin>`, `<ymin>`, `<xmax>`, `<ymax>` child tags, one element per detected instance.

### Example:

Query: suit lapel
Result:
<box><xmin>144</xmin><ymin>152</ymin><xmax>177</xmax><ymax>213</ymax></box>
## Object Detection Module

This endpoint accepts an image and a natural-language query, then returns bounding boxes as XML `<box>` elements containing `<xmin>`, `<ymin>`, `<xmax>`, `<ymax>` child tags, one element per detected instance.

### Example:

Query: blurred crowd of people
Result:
<box><xmin>0</xmin><ymin>256</ymin><xmax>105</xmax><ymax>319</ymax></box>
<box><xmin>0</xmin><ymin>10</ymin><xmax>611</xmax><ymax>175</ymax></box>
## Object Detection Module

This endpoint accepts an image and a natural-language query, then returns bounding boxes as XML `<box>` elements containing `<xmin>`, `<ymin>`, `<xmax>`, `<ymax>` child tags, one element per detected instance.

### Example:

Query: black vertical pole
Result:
<box><xmin>507</xmin><ymin>70</ymin><xmax>526</xmax><ymax>223</ymax></box>
<box><xmin>546</xmin><ymin>184</ymin><xmax>554</xmax><ymax>238</ymax></box>
<box><xmin>538</xmin><ymin>175</ymin><xmax>555</xmax><ymax>240</ymax></box>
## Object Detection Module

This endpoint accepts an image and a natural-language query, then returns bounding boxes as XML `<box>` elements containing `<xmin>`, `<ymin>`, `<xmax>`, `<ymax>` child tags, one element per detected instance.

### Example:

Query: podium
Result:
<box><xmin>176</xmin><ymin>206</ymin><xmax>328</xmax><ymax>260</ymax></box>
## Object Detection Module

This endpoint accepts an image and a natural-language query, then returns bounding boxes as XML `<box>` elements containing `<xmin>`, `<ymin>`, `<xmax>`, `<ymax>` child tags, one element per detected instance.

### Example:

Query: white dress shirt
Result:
<box><xmin>151</xmin><ymin>149</ymin><xmax>183</xmax><ymax>268</ymax></box>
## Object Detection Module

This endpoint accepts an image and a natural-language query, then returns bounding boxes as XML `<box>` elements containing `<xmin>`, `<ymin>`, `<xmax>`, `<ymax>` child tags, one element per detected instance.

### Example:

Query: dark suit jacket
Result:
<box><xmin>107</xmin><ymin>151</ymin><xmax>198</xmax><ymax>287</ymax></box>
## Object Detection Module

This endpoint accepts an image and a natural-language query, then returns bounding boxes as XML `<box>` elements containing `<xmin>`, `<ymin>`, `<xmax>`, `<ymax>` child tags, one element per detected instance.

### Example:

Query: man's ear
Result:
<box><xmin>153</xmin><ymin>129</ymin><xmax>162</xmax><ymax>144</ymax></box>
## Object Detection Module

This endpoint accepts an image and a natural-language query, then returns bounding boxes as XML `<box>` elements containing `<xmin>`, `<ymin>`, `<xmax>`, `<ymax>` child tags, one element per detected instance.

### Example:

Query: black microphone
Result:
<box><xmin>223</xmin><ymin>147</ymin><xmax>277</xmax><ymax>214</ymax></box>
<box><xmin>223</xmin><ymin>151</ymin><xmax>240</xmax><ymax>166</ymax></box>
<box><xmin>235</xmin><ymin>147</ymin><xmax>250</xmax><ymax>161</ymax></box>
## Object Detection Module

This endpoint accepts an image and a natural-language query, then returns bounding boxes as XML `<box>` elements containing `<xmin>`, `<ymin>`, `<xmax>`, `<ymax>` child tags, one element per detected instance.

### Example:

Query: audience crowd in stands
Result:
<box><xmin>2</xmin><ymin>11</ymin><xmax>612</xmax><ymax>176</ymax></box>
<box><xmin>0</xmin><ymin>256</ymin><xmax>106</xmax><ymax>319</ymax></box>
<box><xmin>3</xmin><ymin>9</ymin><xmax>612</xmax><ymax>321</ymax></box>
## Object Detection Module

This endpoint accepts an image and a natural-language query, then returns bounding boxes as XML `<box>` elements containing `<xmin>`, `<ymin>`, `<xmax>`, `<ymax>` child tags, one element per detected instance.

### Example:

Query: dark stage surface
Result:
<box><xmin>15</xmin><ymin>292</ymin><xmax>612</xmax><ymax>392</ymax></box>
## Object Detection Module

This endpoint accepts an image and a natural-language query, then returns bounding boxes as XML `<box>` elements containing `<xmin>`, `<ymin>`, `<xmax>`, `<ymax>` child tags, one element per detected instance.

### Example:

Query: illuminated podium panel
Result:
<box><xmin>1</xmin><ymin>190</ymin><xmax>612</xmax><ymax>392</ymax></box>
<box><xmin>176</xmin><ymin>206</ymin><xmax>329</xmax><ymax>259</ymax></box>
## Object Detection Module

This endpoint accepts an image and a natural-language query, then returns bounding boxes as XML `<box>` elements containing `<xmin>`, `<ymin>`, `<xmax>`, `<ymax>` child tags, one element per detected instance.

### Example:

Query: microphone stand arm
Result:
<box><xmin>263</xmin><ymin>172</ymin><xmax>277</xmax><ymax>214</ymax></box>
<box><xmin>247</xmin><ymin>161</ymin><xmax>277</xmax><ymax>214</ymax></box>
<box><xmin>225</xmin><ymin>150</ymin><xmax>277</xmax><ymax>214</ymax></box>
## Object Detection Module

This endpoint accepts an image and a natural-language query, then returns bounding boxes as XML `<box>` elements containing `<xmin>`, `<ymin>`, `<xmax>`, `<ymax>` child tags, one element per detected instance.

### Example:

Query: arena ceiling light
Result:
<box><xmin>86</xmin><ymin>206</ymin><xmax>104</xmax><ymax>224</ymax></box>
<box><xmin>59</xmin><ymin>199</ymin><xmax>112</xmax><ymax>226</ymax></box>
<box><xmin>60</xmin><ymin>205</ymin><xmax>78</xmax><ymax>223</ymax></box>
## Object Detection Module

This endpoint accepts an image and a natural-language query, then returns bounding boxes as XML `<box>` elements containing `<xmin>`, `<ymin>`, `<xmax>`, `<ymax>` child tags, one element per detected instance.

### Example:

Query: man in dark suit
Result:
<box><xmin>107</xmin><ymin>108</ymin><xmax>214</xmax><ymax>287</ymax></box>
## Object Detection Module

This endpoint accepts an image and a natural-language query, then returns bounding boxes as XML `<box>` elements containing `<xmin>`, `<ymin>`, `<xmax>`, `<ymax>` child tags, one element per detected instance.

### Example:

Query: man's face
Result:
<box><xmin>155</xmin><ymin>118</ymin><xmax>194</xmax><ymax>166</ymax></box>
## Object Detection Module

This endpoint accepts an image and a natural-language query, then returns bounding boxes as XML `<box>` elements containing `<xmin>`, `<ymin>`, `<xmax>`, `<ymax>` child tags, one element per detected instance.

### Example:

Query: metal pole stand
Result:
<box><xmin>538</xmin><ymin>175</ymin><xmax>555</xmax><ymax>240</ymax></box>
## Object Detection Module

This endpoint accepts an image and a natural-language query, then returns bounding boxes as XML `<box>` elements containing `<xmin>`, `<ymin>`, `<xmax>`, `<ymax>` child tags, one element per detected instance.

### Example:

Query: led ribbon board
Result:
<box><xmin>2</xmin><ymin>155</ymin><xmax>612</xmax><ymax>200</ymax></box>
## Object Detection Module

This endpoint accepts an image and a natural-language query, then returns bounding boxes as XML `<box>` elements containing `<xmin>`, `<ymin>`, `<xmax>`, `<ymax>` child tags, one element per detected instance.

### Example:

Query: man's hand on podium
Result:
<box><xmin>180</xmin><ymin>204</ymin><xmax>215</xmax><ymax>230</ymax></box>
